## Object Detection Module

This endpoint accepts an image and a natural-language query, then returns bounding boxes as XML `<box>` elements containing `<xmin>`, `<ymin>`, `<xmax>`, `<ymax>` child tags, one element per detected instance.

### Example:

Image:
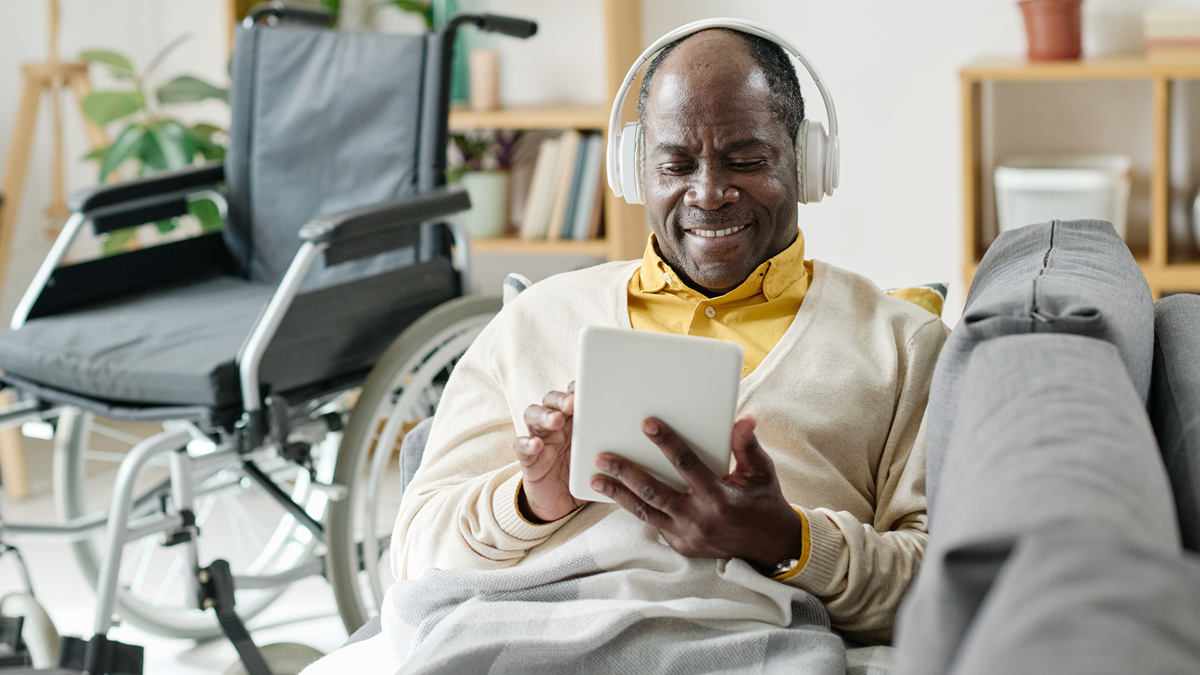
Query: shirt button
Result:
<box><xmin>663</xmin><ymin>272</ymin><xmax>671</xmax><ymax>284</ymax></box>
<box><xmin>705</xmin><ymin>306</ymin><xmax>716</xmax><ymax>318</ymax></box>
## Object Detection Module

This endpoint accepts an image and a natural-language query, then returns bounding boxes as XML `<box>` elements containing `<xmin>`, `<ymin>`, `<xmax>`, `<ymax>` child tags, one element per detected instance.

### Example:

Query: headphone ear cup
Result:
<box><xmin>618</xmin><ymin>121</ymin><xmax>644</xmax><ymax>205</ymax></box>
<box><xmin>797</xmin><ymin>119</ymin><xmax>828</xmax><ymax>204</ymax></box>
<box><xmin>635</xmin><ymin>122</ymin><xmax>646</xmax><ymax>204</ymax></box>
<box><xmin>795</xmin><ymin>119</ymin><xmax>810</xmax><ymax>205</ymax></box>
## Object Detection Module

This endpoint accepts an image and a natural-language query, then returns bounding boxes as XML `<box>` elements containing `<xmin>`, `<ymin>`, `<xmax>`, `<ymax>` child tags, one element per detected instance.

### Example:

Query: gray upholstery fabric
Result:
<box><xmin>0</xmin><ymin>276</ymin><xmax>273</xmax><ymax>406</ymax></box>
<box><xmin>948</xmin><ymin>529</ymin><xmax>1200</xmax><ymax>675</ymax></box>
<box><xmin>225</xmin><ymin>25</ymin><xmax>427</xmax><ymax>289</ymax></box>
<box><xmin>925</xmin><ymin>220</ymin><xmax>1153</xmax><ymax>518</ymax></box>
<box><xmin>892</xmin><ymin>334</ymin><xmax>1179</xmax><ymax>675</ymax></box>
<box><xmin>1151</xmin><ymin>293</ymin><xmax>1200</xmax><ymax>552</ymax></box>
<box><xmin>400</xmin><ymin>415</ymin><xmax>432</xmax><ymax>493</ymax></box>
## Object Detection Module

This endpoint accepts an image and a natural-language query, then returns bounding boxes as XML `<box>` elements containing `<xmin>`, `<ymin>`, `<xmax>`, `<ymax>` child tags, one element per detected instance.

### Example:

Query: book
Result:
<box><xmin>546</xmin><ymin>130</ymin><xmax>583</xmax><ymax>241</ymax></box>
<box><xmin>571</xmin><ymin>134</ymin><xmax>605</xmax><ymax>240</ymax></box>
<box><xmin>561</xmin><ymin>132</ymin><xmax>593</xmax><ymax>240</ymax></box>
<box><xmin>520</xmin><ymin>136</ymin><xmax>560</xmax><ymax>240</ymax></box>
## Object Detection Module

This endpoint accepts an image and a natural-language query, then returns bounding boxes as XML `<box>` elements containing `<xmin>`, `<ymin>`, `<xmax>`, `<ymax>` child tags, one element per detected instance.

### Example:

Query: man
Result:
<box><xmin>391</xmin><ymin>26</ymin><xmax>945</xmax><ymax>656</ymax></box>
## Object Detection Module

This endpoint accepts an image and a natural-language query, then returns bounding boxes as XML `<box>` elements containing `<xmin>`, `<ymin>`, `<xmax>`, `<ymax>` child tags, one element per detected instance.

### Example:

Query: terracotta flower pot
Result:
<box><xmin>1019</xmin><ymin>0</ymin><xmax>1083</xmax><ymax>61</ymax></box>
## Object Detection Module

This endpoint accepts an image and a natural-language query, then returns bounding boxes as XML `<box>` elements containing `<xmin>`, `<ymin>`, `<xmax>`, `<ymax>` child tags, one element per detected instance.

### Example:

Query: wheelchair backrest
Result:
<box><xmin>225</xmin><ymin>25</ymin><xmax>439</xmax><ymax>288</ymax></box>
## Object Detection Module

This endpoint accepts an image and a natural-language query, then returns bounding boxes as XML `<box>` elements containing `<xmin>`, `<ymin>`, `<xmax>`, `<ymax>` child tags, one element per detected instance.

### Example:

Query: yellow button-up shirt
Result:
<box><xmin>627</xmin><ymin>230</ymin><xmax>811</xmax><ymax>378</ymax></box>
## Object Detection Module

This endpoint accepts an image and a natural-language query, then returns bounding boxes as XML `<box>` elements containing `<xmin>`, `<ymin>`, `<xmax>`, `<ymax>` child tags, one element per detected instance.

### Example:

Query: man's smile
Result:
<box><xmin>685</xmin><ymin>223</ymin><xmax>750</xmax><ymax>239</ymax></box>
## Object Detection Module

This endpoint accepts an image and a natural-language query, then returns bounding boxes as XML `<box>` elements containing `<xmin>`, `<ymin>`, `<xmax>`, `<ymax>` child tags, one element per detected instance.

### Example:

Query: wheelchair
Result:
<box><xmin>0</xmin><ymin>4</ymin><xmax>535</xmax><ymax>673</ymax></box>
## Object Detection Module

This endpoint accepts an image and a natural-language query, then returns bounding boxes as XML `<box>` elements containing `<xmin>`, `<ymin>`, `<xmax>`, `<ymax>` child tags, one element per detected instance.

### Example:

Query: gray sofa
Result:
<box><xmin>894</xmin><ymin>220</ymin><xmax>1200</xmax><ymax>675</ymax></box>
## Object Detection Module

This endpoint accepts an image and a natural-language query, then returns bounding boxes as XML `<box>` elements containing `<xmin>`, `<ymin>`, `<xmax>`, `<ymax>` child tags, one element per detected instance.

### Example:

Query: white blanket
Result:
<box><xmin>383</xmin><ymin>510</ymin><xmax>849</xmax><ymax>674</ymax></box>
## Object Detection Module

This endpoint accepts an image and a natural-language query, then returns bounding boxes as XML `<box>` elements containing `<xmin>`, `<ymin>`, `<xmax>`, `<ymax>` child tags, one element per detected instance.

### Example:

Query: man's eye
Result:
<box><xmin>729</xmin><ymin>160</ymin><xmax>766</xmax><ymax>170</ymax></box>
<box><xmin>659</xmin><ymin>164</ymin><xmax>693</xmax><ymax>175</ymax></box>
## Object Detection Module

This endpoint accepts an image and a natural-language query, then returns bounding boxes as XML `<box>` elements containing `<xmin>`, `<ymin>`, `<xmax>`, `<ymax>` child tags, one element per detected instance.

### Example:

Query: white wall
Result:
<box><xmin>2</xmin><ymin>0</ymin><xmax>1197</xmax><ymax>325</ymax></box>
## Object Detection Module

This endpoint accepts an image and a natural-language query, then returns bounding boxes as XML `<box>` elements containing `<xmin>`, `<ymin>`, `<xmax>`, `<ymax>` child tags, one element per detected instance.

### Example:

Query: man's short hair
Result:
<box><xmin>636</xmin><ymin>28</ymin><xmax>805</xmax><ymax>142</ymax></box>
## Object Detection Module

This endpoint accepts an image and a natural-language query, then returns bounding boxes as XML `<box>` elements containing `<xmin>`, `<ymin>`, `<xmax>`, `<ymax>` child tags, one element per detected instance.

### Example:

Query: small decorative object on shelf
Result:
<box><xmin>469</xmin><ymin>48</ymin><xmax>501</xmax><ymax>111</ymax></box>
<box><xmin>1145</xmin><ymin>9</ymin><xmax>1200</xmax><ymax>62</ymax></box>
<box><xmin>1018</xmin><ymin>0</ymin><xmax>1083</xmax><ymax>61</ymax></box>
<box><xmin>451</xmin><ymin>131</ymin><xmax>521</xmax><ymax>239</ymax></box>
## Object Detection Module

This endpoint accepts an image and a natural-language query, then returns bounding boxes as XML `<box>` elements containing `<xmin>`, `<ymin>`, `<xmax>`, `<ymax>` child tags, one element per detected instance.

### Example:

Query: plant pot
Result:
<box><xmin>1019</xmin><ymin>0</ymin><xmax>1083</xmax><ymax>61</ymax></box>
<box><xmin>459</xmin><ymin>170</ymin><xmax>509</xmax><ymax>239</ymax></box>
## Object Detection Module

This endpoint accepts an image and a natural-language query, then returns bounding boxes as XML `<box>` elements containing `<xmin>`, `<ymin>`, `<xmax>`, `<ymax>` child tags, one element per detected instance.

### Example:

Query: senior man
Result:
<box><xmin>315</xmin><ymin>26</ymin><xmax>947</xmax><ymax>673</ymax></box>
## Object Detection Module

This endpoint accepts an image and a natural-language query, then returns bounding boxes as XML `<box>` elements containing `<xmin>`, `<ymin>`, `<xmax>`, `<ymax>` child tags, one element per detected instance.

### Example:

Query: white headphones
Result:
<box><xmin>606</xmin><ymin>17</ymin><xmax>840</xmax><ymax>206</ymax></box>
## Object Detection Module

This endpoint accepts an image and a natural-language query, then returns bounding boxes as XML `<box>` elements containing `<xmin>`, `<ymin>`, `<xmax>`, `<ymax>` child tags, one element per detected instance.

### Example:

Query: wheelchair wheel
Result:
<box><xmin>53</xmin><ymin>407</ymin><xmax>341</xmax><ymax>639</ymax></box>
<box><xmin>326</xmin><ymin>294</ymin><xmax>501</xmax><ymax>633</ymax></box>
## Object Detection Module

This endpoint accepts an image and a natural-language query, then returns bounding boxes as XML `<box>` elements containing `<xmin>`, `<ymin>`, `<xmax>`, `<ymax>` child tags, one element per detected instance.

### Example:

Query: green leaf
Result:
<box><xmin>184</xmin><ymin>126</ymin><xmax>226</xmax><ymax>161</ymax></box>
<box><xmin>136</xmin><ymin>131</ymin><xmax>169</xmax><ymax>174</ymax></box>
<box><xmin>391</xmin><ymin>0</ymin><xmax>434</xmax><ymax>29</ymax></box>
<box><xmin>97</xmin><ymin>125</ymin><xmax>144</xmax><ymax>181</ymax></box>
<box><xmin>82</xmin><ymin>145</ymin><xmax>109</xmax><ymax>161</ymax></box>
<box><xmin>188</xmin><ymin>198</ymin><xmax>224</xmax><ymax>233</ymax></box>
<box><xmin>154</xmin><ymin>220</ymin><xmax>177</xmax><ymax>234</ymax></box>
<box><xmin>101</xmin><ymin>227</ymin><xmax>138</xmax><ymax>256</ymax></box>
<box><xmin>190</xmin><ymin>123</ymin><xmax>224</xmax><ymax>140</ymax></box>
<box><xmin>156</xmin><ymin>75</ymin><xmax>229</xmax><ymax>105</ymax></box>
<box><xmin>151</xmin><ymin>122</ymin><xmax>191</xmax><ymax>169</ymax></box>
<box><xmin>144</xmin><ymin>33</ymin><xmax>193</xmax><ymax>81</ymax></box>
<box><xmin>80</xmin><ymin>91</ymin><xmax>143</xmax><ymax>126</ymax></box>
<box><xmin>79</xmin><ymin>49</ymin><xmax>135</xmax><ymax>79</ymax></box>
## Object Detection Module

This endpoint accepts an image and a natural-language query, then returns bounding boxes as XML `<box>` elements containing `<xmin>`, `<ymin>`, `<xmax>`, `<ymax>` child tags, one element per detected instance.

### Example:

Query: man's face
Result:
<box><xmin>641</xmin><ymin>31</ymin><xmax>799</xmax><ymax>297</ymax></box>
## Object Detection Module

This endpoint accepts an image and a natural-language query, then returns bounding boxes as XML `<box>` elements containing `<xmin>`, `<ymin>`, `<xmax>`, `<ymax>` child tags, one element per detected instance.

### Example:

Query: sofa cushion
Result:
<box><xmin>950</xmin><ymin>529</ymin><xmax>1200</xmax><ymax>675</ymax></box>
<box><xmin>1151</xmin><ymin>293</ymin><xmax>1200</xmax><ymax>552</ymax></box>
<box><xmin>925</xmin><ymin>220</ymin><xmax>1153</xmax><ymax>518</ymax></box>
<box><xmin>892</xmin><ymin>333</ymin><xmax>1178</xmax><ymax>675</ymax></box>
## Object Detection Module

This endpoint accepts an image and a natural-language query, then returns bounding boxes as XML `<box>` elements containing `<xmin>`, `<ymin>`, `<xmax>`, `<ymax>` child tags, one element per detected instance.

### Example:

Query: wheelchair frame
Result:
<box><xmin>0</xmin><ymin>5</ymin><xmax>536</xmax><ymax>673</ymax></box>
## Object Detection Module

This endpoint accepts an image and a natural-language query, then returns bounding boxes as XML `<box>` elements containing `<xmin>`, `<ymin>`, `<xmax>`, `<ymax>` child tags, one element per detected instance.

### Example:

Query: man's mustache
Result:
<box><xmin>674</xmin><ymin>209</ymin><xmax>758</xmax><ymax>229</ymax></box>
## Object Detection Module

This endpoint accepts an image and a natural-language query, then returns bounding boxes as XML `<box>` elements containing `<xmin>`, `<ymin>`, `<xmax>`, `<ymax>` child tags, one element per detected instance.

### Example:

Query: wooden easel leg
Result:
<box><xmin>0</xmin><ymin>69</ymin><xmax>46</xmax><ymax>288</ymax></box>
<box><xmin>0</xmin><ymin>72</ymin><xmax>44</xmax><ymax>502</ymax></box>
<box><xmin>0</xmin><ymin>391</ymin><xmax>30</xmax><ymax>500</ymax></box>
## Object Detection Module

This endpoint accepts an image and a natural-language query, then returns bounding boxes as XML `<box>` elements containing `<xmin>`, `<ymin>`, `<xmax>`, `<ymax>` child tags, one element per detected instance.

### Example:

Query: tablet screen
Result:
<box><xmin>569</xmin><ymin>326</ymin><xmax>743</xmax><ymax>503</ymax></box>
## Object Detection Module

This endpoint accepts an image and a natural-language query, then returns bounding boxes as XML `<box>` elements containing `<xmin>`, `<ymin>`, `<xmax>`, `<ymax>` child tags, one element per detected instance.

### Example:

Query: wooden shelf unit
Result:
<box><xmin>451</xmin><ymin>0</ymin><xmax>646</xmax><ymax>262</ymax></box>
<box><xmin>962</xmin><ymin>54</ymin><xmax>1200</xmax><ymax>298</ymax></box>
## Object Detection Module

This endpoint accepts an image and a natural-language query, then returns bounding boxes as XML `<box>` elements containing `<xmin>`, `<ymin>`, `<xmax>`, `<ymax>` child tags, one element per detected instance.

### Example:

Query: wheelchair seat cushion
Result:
<box><xmin>0</xmin><ymin>275</ymin><xmax>274</xmax><ymax>407</ymax></box>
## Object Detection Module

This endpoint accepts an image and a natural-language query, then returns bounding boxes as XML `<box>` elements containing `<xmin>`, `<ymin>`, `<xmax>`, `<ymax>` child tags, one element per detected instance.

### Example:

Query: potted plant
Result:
<box><xmin>1019</xmin><ymin>0</ymin><xmax>1084</xmax><ymax>61</ymax></box>
<box><xmin>79</xmin><ymin>34</ymin><xmax>228</xmax><ymax>254</ymax></box>
<box><xmin>450</xmin><ymin>131</ymin><xmax>520</xmax><ymax>239</ymax></box>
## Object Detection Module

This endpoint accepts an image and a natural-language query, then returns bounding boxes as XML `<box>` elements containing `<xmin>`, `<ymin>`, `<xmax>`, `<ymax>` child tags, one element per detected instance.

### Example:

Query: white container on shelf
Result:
<box><xmin>994</xmin><ymin>154</ymin><xmax>1133</xmax><ymax>239</ymax></box>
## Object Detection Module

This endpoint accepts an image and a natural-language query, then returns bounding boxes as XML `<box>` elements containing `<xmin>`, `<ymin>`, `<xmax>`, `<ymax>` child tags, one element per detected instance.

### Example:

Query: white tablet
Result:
<box><xmin>569</xmin><ymin>326</ymin><xmax>744</xmax><ymax>503</ymax></box>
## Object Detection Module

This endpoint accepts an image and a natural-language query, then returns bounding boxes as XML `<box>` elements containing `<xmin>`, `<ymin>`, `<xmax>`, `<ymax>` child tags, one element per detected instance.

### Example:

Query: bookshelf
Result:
<box><xmin>452</xmin><ymin>0</ymin><xmax>647</xmax><ymax>263</ymax></box>
<box><xmin>961</xmin><ymin>54</ymin><xmax>1200</xmax><ymax>298</ymax></box>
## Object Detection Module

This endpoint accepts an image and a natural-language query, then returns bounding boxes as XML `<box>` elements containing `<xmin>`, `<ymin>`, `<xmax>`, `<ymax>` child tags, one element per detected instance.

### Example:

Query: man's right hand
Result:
<box><xmin>514</xmin><ymin>382</ymin><xmax>585</xmax><ymax>523</ymax></box>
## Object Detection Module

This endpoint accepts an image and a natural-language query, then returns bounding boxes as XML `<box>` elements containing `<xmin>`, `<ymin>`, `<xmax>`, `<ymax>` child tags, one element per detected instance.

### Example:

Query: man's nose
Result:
<box><xmin>684</xmin><ymin>167</ymin><xmax>738</xmax><ymax>210</ymax></box>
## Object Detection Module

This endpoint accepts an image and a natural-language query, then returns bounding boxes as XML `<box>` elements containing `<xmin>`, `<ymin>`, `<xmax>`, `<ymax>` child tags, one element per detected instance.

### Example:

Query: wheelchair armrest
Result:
<box><xmin>68</xmin><ymin>163</ymin><xmax>225</xmax><ymax>213</ymax></box>
<box><xmin>299</xmin><ymin>186</ymin><xmax>471</xmax><ymax>265</ymax></box>
<box><xmin>88</xmin><ymin>187</ymin><xmax>219</xmax><ymax>235</ymax></box>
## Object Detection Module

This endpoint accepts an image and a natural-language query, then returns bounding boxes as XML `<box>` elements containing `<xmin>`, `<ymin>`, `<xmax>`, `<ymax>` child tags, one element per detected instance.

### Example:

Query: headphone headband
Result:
<box><xmin>605</xmin><ymin>17</ymin><xmax>840</xmax><ymax>202</ymax></box>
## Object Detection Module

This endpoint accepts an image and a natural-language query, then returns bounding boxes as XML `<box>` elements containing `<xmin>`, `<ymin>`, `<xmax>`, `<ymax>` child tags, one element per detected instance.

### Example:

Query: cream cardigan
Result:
<box><xmin>392</xmin><ymin>259</ymin><xmax>948</xmax><ymax>643</ymax></box>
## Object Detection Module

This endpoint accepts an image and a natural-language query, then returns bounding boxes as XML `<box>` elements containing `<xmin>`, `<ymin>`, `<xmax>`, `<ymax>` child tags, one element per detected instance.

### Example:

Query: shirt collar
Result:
<box><xmin>637</xmin><ymin>229</ymin><xmax>807</xmax><ymax>301</ymax></box>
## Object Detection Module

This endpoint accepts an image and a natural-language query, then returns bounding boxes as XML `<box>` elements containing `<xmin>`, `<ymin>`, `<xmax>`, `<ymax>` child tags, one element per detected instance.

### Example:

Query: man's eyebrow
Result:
<box><xmin>654</xmin><ymin>138</ymin><xmax>772</xmax><ymax>155</ymax></box>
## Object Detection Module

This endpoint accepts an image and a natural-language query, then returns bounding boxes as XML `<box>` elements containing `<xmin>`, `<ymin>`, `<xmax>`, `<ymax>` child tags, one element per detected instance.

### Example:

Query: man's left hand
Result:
<box><xmin>589</xmin><ymin>415</ymin><xmax>803</xmax><ymax>571</ymax></box>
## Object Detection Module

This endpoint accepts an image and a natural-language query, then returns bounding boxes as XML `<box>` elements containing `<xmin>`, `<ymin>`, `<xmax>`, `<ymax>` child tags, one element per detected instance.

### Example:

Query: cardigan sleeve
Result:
<box><xmin>388</xmin><ymin>309</ymin><xmax>577</xmax><ymax>582</ymax></box>
<box><xmin>785</xmin><ymin>317</ymin><xmax>949</xmax><ymax>643</ymax></box>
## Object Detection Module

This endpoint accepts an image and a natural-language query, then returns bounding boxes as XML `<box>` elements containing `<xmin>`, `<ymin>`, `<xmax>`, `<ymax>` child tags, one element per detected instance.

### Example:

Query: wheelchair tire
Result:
<box><xmin>326</xmin><ymin>294</ymin><xmax>502</xmax><ymax>633</ymax></box>
<box><xmin>54</xmin><ymin>408</ymin><xmax>338</xmax><ymax>640</ymax></box>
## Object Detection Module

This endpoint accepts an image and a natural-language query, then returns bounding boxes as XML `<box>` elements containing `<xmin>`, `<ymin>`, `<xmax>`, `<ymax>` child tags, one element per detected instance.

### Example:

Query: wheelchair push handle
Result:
<box><xmin>243</xmin><ymin>1</ymin><xmax>333</xmax><ymax>29</ymax></box>
<box><xmin>448</xmin><ymin>13</ymin><xmax>538</xmax><ymax>40</ymax></box>
<box><xmin>478</xmin><ymin>14</ymin><xmax>538</xmax><ymax>39</ymax></box>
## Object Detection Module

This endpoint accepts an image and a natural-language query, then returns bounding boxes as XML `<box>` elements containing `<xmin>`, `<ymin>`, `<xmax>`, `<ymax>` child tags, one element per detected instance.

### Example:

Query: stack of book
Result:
<box><xmin>1145</xmin><ymin>9</ymin><xmax>1200</xmax><ymax>61</ymax></box>
<box><xmin>519</xmin><ymin>130</ymin><xmax>605</xmax><ymax>241</ymax></box>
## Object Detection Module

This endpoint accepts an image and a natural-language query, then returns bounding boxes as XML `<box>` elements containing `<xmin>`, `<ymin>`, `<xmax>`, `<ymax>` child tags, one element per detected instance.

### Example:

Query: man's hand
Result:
<box><xmin>589</xmin><ymin>415</ymin><xmax>803</xmax><ymax>570</ymax></box>
<box><xmin>514</xmin><ymin>382</ymin><xmax>585</xmax><ymax>523</ymax></box>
